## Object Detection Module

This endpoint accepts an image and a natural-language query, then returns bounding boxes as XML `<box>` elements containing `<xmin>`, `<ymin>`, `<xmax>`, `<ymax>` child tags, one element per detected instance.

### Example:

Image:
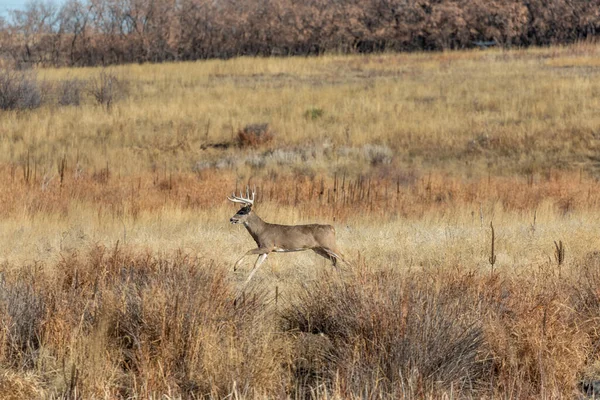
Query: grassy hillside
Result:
<box><xmin>4</xmin><ymin>42</ymin><xmax>600</xmax><ymax>178</ymax></box>
<box><xmin>1</xmin><ymin>44</ymin><xmax>600</xmax><ymax>398</ymax></box>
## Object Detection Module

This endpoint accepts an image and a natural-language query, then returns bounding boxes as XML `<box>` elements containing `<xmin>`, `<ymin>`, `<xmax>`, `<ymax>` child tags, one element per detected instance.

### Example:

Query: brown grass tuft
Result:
<box><xmin>237</xmin><ymin>123</ymin><xmax>274</xmax><ymax>148</ymax></box>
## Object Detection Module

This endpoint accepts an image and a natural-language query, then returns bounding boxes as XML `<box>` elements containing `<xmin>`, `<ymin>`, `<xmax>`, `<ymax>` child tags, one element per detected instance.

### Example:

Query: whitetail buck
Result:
<box><xmin>228</xmin><ymin>188</ymin><xmax>347</xmax><ymax>285</ymax></box>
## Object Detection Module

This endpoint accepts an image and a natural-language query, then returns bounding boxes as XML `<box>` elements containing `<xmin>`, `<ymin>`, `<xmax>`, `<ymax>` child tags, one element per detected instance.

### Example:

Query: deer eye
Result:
<box><xmin>238</xmin><ymin>207</ymin><xmax>250</xmax><ymax>215</ymax></box>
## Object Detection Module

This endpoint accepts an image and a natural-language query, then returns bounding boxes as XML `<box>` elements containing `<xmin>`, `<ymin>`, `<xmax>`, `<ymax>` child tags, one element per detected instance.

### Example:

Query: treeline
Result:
<box><xmin>1</xmin><ymin>0</ymin><xmax>600</xmax><ymax>67</ymax></box>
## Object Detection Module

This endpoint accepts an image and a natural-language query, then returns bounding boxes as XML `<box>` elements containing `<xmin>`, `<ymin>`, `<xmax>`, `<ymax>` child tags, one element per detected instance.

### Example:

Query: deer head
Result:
<box><xmin>228</xmin><ymin>187</ymin><xmax>255</xmax><ymax>224</ymax></box>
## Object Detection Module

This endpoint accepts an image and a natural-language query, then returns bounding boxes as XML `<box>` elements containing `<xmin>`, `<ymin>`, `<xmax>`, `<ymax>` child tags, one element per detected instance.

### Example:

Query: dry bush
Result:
<box><xmin>0</xmin><ymin>69</ymin><xmax>41</xmax><ymax>110</ymax></box>
<box><xmin>280</xmin><ymin>264</ymin><xmax>600</xmax><ymax>398</ymax></box>
<box><xmin>570</xmin><ymin>255</ymin><xmax>600</xmax><ymax>385</ymax></box>
<box><xmin>57</xmin><ymin>77</ymin><xmax>85</xmax><ymax>106</ymax></box>
<box><xmin>478</xmin><ymin>268</ymin><xmax>593</xmax><ymax>398</ymax></box>
<box><xmin>282</xmin><ymin>268</ymin><xmax>491</xmax><ymax>397</ymax></box>
<box><xmin>0</xmin><ymin>276</ymin><xmax>46</xmax><ymax>370</ymax></box>
<box><xmin>0</xmin><ymin>245</ymin><xmax>598</xmax><ymax>398</ymax></box>
<box><xmin>362</xmin><ymin>143</ymin><xmax>393</xmax><ymax>166</ymax></box>
<box><xmin>89</xmin><ymin>71</ymin><xmax>127</xmax><ymax>111</ymax></box>
<box><xmin>0</xmin><ymin>245</ymin><xmax>287</xmax><ymax>398</ymax></box>
<box><xmin>0</xmin><ymin>71</ymin><xmax>86</xmax><ymax>109</ymax></box>
<box><xmin>237</xmin><ymin>123</ymin><xmax>274</xmax><ymax>147</ymax></box>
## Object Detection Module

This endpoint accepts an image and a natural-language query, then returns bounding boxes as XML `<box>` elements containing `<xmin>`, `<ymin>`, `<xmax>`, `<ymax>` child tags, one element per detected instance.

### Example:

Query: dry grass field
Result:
<box><xmin>2</xmin><ymin>43</ymin><xmax>600</xmax><ymax>398</ymax></box>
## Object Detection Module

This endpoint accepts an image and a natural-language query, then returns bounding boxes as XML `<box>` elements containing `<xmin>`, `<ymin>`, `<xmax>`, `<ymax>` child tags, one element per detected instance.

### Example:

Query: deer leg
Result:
<box><xmin>321</xmin><ymin>247</ymin><xmax>348</xmax><ymax>267</ymax></box>
<box><xmin>243</xmin><ymin>253</ymin><xmax>268</xmax><ymax>286</ymax></box>
<box><xmin>313</xmin><ymin>248</ymin><xmax>330</xmax><ymax>261</ymax></box>
<box><xmin>313</xmin><ymin>247</ymin><xmax>338</xmax><ymax>267</ymax></box>
<box><xmin>234</xmin><ymin>248</ymin><xmax>270</xmax><ymax>271</ymax></box>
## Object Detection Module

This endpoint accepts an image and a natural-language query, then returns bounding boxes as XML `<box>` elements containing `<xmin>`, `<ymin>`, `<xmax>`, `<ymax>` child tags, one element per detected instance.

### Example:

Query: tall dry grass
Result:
<box><xmin>0</xmin><ymin>165</ymin><xmax>598</xmax><ymax>398</ymax></box>
<box><xmin>1</xmin><ymin>245</ymin><xmax>600</xmax><ymax>398</ymax></box>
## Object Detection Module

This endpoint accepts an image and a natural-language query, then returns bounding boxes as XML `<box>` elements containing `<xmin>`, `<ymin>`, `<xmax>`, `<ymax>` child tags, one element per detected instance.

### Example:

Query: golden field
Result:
<box><xmin>2</xmin><ymin>44</ymin><xmax>600</xmax><ymax>398</ymax></box>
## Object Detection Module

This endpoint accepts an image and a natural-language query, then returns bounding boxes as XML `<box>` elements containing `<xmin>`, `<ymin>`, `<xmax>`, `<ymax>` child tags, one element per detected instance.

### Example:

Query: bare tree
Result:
<box><xmin>1</xmin><ymin>0</ymin><xmax>600</xmax><ymax>66</ymax></box>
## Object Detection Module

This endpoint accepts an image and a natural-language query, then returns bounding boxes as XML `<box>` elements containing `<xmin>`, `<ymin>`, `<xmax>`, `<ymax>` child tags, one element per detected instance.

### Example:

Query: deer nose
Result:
<box><xmin>230</xmin><ymin>217</ymin><xmax>236</xmax><ymax>223</ymax></box>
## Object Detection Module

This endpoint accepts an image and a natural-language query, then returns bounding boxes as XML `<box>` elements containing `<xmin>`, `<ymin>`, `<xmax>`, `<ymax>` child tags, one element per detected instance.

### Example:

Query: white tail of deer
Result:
<box><xmin>228</xmin><ymin>187</ymin><xmax>348</xmax><ymax>286</ymax></box>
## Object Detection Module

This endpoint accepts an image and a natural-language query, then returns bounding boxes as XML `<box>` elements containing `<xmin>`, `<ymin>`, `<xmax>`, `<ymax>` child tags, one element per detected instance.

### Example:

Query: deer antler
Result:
<box><xmin>227</xmin><ymin>186</ymin><xmax>255</xmax><ymax>206</ymax></box>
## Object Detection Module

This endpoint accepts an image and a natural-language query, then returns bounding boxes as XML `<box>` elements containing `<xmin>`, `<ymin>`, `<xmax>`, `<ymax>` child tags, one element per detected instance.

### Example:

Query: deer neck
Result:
<box><xmin>243</xmin><ymin>212</ymin><xmax>267</xmax><ymax>244</ymax></box>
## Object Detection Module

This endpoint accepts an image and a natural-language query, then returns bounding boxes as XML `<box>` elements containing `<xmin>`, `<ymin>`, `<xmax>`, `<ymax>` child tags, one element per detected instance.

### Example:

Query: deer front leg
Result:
<box><xmin>243</xmin><ymin>253</ymin><xmax>269</xmax><ymax>286</ymax></box>
<box><xmin>234</xmin><ymin>248</ymin><xmax>271</xmax><ymax>271</ymax></box>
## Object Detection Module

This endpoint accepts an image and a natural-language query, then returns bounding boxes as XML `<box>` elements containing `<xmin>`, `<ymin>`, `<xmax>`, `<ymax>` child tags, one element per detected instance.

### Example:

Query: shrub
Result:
<box><xmin>48</xmin><ymin>246</ymin><xmax>282</xmax><ymax>398</ymax></box>
<box><xmin>89</xmin><ymin>71</ymin><xmax>127</xmax><ymax>110</ymax></box>
<box><xmin>237</xmin><ymin>123</ymin><xmax>274</xmax><ymax>147</ymax></box>
<box><xmin>57</xmin><ymin>77</ymin><xmax>84</xmax><ymax>106</ymax></box>
<box><xmin>304</xmin><ymin>107</ymin><xmax>324</xmax><ymax>120</ymax></box>
<box><xmin>0</xmin><ymin>277</ymin><xmax>46</xmax><ymax>369</ymax></box>
<box><xmin>282</xmin><ymin>269</ymin><xmax>490</xmax><ymax>397</ymax></box>
<box><xmin>0</xmin><ymin>70</ymin><xmax>41</xmax><ymax>111</ymax></box>
<box><xmin>363</xmin><ymin>143</ymin><xmax>393</xmax><ymax>166</ymax></box>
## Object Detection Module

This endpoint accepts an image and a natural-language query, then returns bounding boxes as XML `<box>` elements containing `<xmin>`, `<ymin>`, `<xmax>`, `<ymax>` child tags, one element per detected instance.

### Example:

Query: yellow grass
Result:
<box><xmin>2</xmin><ymin>44</ymin><xmax>600</xmax><ymax>398</ymax></box>
<box><xmin>2</xmin><ymin>42</ymin><xmax>600</xmax><ymax>177</ymax></box>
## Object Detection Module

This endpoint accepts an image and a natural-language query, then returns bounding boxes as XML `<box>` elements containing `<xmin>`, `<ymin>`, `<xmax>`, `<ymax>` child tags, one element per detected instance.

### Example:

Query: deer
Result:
<box><xmin>228</xmin><ymin>188</ymin><xmax>348</xmax><ymax>285</ymax></box>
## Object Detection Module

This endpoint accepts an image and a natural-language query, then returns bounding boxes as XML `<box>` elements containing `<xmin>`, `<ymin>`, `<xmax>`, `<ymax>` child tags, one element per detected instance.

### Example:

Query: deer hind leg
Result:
<box><xmin>313</xmin><ymin>247</ymin><xmax>344</xmax><ymax>267</ymax></box>
<box><xmin>325</xmin><ymin>247</ymin><xmax>350</xmax><ymax>267</ymax></box>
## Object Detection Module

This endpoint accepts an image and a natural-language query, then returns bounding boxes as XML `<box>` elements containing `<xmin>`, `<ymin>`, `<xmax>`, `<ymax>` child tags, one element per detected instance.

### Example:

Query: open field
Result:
<box><xmin>2</xmin><ymin>44</ymin><xmax>600</xmax><ymax>398</ymax></box>
<box><xmin>4</xmin><ymin>42</ymin><xmax>600</xmax><ymax>177</ymax></box>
